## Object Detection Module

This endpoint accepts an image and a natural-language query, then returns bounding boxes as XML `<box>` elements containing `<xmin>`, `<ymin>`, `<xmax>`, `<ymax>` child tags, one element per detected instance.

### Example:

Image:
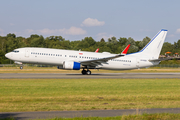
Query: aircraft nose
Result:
<box><xmin>5</xmin><ymin>53</ymin><xmax>10</xmax><ymax>58</ymax></box>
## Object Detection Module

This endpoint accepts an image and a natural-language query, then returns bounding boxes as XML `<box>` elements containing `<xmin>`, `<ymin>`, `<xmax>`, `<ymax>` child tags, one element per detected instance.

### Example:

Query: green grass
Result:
<box><xmin>1</xmin><ymin>113</ymin><xmax>180</xmax><ymax>120</ymax></box>
<box><xmin>0</xmin><ymin>78</ymin><xmax>180</xmax><ymax>112</ymax></box>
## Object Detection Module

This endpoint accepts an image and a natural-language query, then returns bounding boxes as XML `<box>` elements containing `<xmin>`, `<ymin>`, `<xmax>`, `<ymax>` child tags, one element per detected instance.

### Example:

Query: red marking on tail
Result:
<box><xmin>95</xmin><ymin>48</ymin><xmax>99</xmax><ymax>53</ymax></box>
<box><xmin>122</xmin><ymin>44</ymin><xmax>130</xmax><ymax>54</ymax></box>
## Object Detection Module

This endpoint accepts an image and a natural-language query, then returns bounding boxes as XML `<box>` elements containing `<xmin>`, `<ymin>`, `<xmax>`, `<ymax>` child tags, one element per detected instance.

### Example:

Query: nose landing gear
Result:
<box><xmin>20</xmin><ymin>66</ymin><xmax>23</xmax><ymax>70</ymax></box>
<box><xmin>81</xmin><ymin>68</ymin><xmax>91</xmax><ymax>75</ymax></box>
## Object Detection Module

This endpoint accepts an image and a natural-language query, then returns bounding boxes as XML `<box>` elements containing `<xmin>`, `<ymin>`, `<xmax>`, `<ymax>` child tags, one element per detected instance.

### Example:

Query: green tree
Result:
<box><xmin>30</xmin><ymin>34</ymin><xmax>40</xmax><ymax>38</ymax></box>
<box><xmin>77</xmin><ymin>37</ymin><xmax>96</xmax><ymax>51</ymax></box>
<box><xmin>100</xmin><ymin>38</ymin><xmax>105</xmax><ymax>42</ymax></box>
<box><xmin>7</xmin><ymin>33</ymin><xmax>16</xmax><ymax>38</ymax></box>
<box><xmin>6</xmin><ymin>37</ymin><xmax>16</xmax><ymax>52</ymax></box>
<box><xmin>30</xmin><ymin>36</ymin><xmax>45</xmax><ymax>47</ymax></box>
<box><xmin>118</xmin><ymin>37</ymin><xmax>127</xmax><ymax>46</ymax></box>
<box><xmin>108</xmin><ymin>36</ymin><xmax>118</xmax><ymax>45</ymax></box>
<box><xmin>139</xmin><ymin>37</ymin><xmax>151</xmax><ymax>50</ymax></box>
<box><xmin>125</xmin><ymin>37</ymin><xmax>138</xmax><ymax>53</ymax></box>
<box><xmin>161</xmin><ymin>42</ymin><xmax>174</xmax><ymax>55</ymax></box>
<box><xmin>0</xmin><ymin>36</ymin><xmax>6</xmax><ymax>52</ymax></box>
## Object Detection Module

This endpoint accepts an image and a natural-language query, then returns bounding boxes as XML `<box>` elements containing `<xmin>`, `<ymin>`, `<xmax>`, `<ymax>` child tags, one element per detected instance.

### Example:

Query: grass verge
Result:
<box><xmin>0</xmin><ymin>78</ymin><xmax>180</xmax><ymax>112</ymax></box>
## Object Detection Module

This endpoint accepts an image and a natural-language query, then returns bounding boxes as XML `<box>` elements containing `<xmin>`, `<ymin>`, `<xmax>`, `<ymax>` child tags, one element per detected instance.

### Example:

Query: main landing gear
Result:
<box><xmin>81</xmin><ymin>68</ymin><xmax>91</xmax><ymax>75</ymax></box>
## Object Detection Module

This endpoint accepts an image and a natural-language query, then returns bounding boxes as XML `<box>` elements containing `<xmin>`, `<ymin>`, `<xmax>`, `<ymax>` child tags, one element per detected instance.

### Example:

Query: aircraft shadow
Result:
<box><xmin>0</xmin><ymin>113</ymin><xmax>26</xmax><ymax>120</ymax></box>
<box><xmin>66</xmin><ymin>73</ymin><xmax>123</xmax><ymax>76</ymax></box>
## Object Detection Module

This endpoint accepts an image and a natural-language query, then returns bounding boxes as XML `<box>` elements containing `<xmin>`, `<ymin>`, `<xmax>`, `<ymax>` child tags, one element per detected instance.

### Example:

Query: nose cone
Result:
<box><xmin>5</xmin><ymin>53</ymin><xmax>11</xmax><ymax>59</ymax></box>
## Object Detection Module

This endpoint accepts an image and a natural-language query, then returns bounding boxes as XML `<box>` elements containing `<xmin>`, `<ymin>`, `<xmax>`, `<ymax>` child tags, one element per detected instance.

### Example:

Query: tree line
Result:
<box><xmin>0</xmin><ymin>33</ymin><xmax>179</xmax><ymax>64</ymax></box>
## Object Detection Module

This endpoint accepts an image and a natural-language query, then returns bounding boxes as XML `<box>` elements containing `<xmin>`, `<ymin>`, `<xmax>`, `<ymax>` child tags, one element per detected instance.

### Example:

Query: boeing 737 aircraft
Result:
<box><xmin>5</xmin><ymin>29</ymin><xmax>167</xmax><ymax>75</ymax></box>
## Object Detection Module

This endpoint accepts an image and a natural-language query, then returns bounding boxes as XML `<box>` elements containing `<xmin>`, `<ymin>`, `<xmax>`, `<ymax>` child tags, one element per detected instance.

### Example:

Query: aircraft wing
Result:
<box><xmin>80</xmin><ymin>44</ymin><xmax>130</xmax><ymax>67</ymax></box>
<box><xmin>80</xmin><ymin>54</ymin><xmax>125</xmax><ymax>66</ymax></box>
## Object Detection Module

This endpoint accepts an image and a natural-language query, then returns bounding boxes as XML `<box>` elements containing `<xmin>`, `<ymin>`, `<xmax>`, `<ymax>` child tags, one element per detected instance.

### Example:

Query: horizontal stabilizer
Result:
<box><xmin>149</xmin><ymin>57</ymin><xmax>180</xmax><ymax>62</ymax></box>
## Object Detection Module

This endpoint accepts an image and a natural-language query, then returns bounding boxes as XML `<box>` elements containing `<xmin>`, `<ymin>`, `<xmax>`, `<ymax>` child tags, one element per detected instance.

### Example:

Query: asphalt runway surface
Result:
<box><xmin>1</xmin><ymin>73</ymin><xmax>180</xmax><ymax>79</ymax></box>
<box><xmin>1</xmin><ymin>108</ymin><xmax>180</xmax><ymax>120</ymax></box>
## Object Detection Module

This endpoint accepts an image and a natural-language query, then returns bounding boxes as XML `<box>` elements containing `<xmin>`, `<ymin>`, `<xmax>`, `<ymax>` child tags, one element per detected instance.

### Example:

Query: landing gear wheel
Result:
<box><xmin>87</xmin><ymin>70</ymin><xmax>91</xmax><ymax>75</ymax></box>
<box><xmin>20</xmin><ymin>66</ymin><xmax>23</xmax><ymax>70</ymax></box>
<box><xmin>81</xmin><ymin>70</ymin><xmax>87</xmax><ymax>75</ymax></box>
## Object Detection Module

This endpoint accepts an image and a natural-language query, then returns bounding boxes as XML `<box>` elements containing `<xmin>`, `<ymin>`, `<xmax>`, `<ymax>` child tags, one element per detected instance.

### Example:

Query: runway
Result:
<box><xmin>1</xmin><ymin>73</ymin><xmax>180</xmax><ymax>79</ymax></box>
<box><xmin>1</xmin><ymin>108</ymin><xmax>180</xmax><ymax>120</ymax></box>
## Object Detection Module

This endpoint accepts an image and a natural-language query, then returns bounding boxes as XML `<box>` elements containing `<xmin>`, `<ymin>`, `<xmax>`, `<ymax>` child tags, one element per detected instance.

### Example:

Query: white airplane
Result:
<box><xmin>5</xmin><ymin>29</ymin><xmax>167</xmax><ymax>75</ymax></box>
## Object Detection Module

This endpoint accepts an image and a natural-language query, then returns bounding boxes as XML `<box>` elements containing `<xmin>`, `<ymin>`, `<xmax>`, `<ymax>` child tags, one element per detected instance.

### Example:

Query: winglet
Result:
<box><xmin>121</xmin><ymin>44</ymin><xmax>130</xmax><ymax>55</ymax></box>
<box><xmin>95</xmin><ymin>48</ymin><xmax>99</xmax><ymax>53</ymax></box>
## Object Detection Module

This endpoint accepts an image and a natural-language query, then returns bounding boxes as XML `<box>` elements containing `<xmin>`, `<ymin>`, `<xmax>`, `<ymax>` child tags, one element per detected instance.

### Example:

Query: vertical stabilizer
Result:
<box><xmin>136</xmin><ymin>29</ymin><xmax>168</xmax><ymax>59</ymax></box>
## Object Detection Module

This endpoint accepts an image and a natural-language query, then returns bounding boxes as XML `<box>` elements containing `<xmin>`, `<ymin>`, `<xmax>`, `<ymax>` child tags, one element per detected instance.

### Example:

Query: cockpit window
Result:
<box><xmin>12</xmin><ymin>50</ymin><xmax>19</xmax><ymax>53</ymax></box>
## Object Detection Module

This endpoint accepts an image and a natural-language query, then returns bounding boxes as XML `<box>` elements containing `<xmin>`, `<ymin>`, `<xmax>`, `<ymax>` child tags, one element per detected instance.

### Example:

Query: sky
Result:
<box><xmin>0</xmin><ymin>0</ymin><xmax>180</xmax><ymax>43</ymax></box>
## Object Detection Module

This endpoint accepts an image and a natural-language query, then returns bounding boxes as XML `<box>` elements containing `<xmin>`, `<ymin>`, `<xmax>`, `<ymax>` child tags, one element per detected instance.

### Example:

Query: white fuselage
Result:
<box><xmin>5</xmin><ymin>47</ymin><xmax>159</xmax><ymax>70</ymax></box>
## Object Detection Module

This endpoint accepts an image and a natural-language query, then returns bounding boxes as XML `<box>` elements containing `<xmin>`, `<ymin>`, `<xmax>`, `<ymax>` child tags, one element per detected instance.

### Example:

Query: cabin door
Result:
<box><xmin>25</xmin><ymin>49</ymin><xmax>29</xmax><ymax>57</ymax></box>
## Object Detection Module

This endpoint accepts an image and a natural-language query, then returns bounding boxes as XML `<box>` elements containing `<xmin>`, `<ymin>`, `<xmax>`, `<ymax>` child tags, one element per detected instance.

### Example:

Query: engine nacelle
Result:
<box><xmin>63</xmin><ymin>61</ymin><xmax>80</xmax><ymax>70</ymax></box>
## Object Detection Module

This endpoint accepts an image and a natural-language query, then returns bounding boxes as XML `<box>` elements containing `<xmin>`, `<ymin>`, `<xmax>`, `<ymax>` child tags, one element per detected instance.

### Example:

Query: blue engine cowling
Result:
<box><xmin>63</xmin><ymin>61</ymin><xmax>81</xmax><ymax>70</ymax></box>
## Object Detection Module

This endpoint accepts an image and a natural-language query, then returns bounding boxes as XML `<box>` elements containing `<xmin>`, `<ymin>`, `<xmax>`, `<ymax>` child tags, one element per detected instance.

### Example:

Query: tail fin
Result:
<box><xmin>95</xmin><ymin>48</ymin><xmax>99</xmax><ymax>53</ymax></box>
<box><xmin>121</xmin><ymin>44</ymin><xmax>130</xmax><ymax>55</ymax></box>
<box><xmin>136</xmin><ymin>29</ymin><xmax>168</xmax><ymax>59</ymax></box>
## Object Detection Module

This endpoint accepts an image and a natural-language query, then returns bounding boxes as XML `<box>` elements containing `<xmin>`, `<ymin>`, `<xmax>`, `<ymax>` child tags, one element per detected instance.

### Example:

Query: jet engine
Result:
<box><xmin>63</xmin><ymin>61</ymin><xmax>80</xmax><ymax>70</ymax></box>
